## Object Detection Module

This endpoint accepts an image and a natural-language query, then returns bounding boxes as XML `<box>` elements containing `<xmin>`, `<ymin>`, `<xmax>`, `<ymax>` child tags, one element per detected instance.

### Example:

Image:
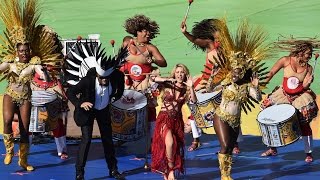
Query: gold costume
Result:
<box><xmin>199</xmin><ymin>19</ymin><xmax>271</xmax><ymax>180</ymax></box>
<box><xmin>200</xmin><ymin>20</ymin><xmax>270</xmax><ymax>128</ymax></box>
<box><xmin>215</xmin><ymin>82</ymin><xmax>261</xmax><ymax>128</ymax></box>
<box><xmin>0</xmin><ymin>0</ymin><xmax>62</xmax><ymax>171</ymax></box>
<box><xmin>0</xmin><ymin>0</ymin><xmax>61</xmax><ymax>104</ymax></box>
<box><xmin>3</xmin><ymin>57</ymin><xmax>41</xmax><ymax>104</ymax></box>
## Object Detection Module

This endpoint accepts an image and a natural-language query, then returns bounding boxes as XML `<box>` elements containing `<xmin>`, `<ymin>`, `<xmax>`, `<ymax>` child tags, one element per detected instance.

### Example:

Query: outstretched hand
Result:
<box><xmin>251</xmin><ymin>72</ymin><xmax>259</xmax><ymax>87</ymax></box>
<box><xmin>183</xmin><ymin>76</ymin><xmax>193</xmax><ymax>87</ymax></box>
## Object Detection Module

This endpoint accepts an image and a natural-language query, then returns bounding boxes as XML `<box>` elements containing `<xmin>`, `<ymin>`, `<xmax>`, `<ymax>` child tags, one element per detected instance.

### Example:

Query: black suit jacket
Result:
<box><xmin>67</xmin><ymin>68</ymin><xmax>125</xmax><ymax>127</ymax></box>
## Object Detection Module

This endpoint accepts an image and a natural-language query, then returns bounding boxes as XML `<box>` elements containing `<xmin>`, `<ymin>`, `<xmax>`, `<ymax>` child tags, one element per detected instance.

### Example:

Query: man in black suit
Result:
<box><xmin>67</xmin><ymin>49</ymin><xmax>126</xmax><ymax>180</ymax></box>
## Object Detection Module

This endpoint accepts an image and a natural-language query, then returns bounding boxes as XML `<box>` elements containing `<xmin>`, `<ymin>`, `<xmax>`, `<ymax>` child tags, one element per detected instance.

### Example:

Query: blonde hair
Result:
<box><xmin>289</xmin><ymin>42</ymin><xmax>313</xmax><ymax>57</ymax></box>
<box><xmin>170</xmin><ymin>63</ymin><xmax>190</xmax><ymax>82</ymax></box>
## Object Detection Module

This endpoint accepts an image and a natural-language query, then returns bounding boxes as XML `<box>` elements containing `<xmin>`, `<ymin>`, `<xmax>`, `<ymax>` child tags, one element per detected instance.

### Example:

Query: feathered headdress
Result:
<box><xmin>201</xmin><ymin>19</ymin><xmax>271</xmax><ymax>90</ymax></box>
<box><xmin>199</xmin><ymin>19</ymin><xmax>271</xmax><ymax>113</ymax></box>
<box><xmin>0</xmin><ymin>0</ymin><xmax>62</xmax><ymax>79</ymax></box>
<box><xmin>66</xmin><ymin>41</ymin><xmax>128</xmax><ymax>85</ymax></box>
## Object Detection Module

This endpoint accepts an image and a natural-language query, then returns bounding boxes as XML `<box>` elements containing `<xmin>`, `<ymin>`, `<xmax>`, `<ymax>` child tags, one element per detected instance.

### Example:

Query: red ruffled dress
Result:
<box><xmin>151</xmin><ymin>86</ymin><xmax>186</xmax><ymax>174</ymax></box>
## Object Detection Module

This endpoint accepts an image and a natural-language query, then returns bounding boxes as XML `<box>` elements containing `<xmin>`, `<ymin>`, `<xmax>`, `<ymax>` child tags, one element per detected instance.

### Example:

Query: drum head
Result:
<box><xmin>31</xmin><ymin>91</ymin><xmax>58</xmax><ymax>106</ymax></box>
<box><xmin>196</xmin><ymin>91</ymin><xmax>221</xmax><ymax>103</ymax></box>
<box><xmin>112</xmin><ymin>90</ymin><xmax>147</xmax><ymax>110</ymax></box>
<box><xmin>257</xmin><ymin>104</ymin><xmax>296</xmax><ymax>124</ymax></box>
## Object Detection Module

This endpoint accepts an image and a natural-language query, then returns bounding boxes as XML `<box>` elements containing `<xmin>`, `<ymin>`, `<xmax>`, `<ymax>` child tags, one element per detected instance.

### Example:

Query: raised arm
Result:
<box><xmin>181</xmin><ymin>21</ymin><xmax>212</xmax><ymax>49</ymax></box>
<box><xmin>248</xmin><ymin>72</ymin><xmax>262</xmax><ymax>101</ymax></box>
<box><xmin>265</xmin><ymin>57</ymin><xmax>287</xmax><ymax>83</ymax></box>
<box><xmin>184</xmin><ymin>76</ymin><xmax>197</xmax><ymax>103</ymax></box>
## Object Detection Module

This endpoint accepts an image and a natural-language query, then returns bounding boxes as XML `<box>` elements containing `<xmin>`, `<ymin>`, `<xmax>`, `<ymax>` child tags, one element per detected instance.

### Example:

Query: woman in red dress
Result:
<box><xmin>151</xmin><ymin>64</ymin><xmax>197</xmax><ymax>180</ymax></box>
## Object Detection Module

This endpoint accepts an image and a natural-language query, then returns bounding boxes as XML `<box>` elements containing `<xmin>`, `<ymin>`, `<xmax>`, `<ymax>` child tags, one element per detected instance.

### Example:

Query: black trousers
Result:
<box><xmin>75</xmin><ymin>106</ymin><xmax>117</xmax><ymax>174</ymax></box>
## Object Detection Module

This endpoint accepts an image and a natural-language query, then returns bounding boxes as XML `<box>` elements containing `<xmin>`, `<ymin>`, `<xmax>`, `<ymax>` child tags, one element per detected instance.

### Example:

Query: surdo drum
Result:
<box><xmin>257</xmin><ymin>104</ymin><xmax>301</xmax><ymax>147</ymax></box>
<box><xmin>110</xmin><ymin>90</ymin><xmax>147</xmax><ymax>141</ymax></box>
<box><xmin>188</xmin><ymin>91</ymin><xmax>222</xmax><ymax>128</ymax></box>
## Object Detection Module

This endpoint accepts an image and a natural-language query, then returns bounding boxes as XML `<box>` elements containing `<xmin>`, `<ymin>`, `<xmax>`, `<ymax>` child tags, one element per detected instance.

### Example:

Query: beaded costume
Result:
<box><xmin>0</xmin><ymin>0</ymin><xmax>62</xmax><ymax>171</ymax></box>
<box><xmin>200</xmin><ymin>20</ymin><xmax>270</xmax><ymax>128</ymax></box>
<box><xmin>0</xmin><ymin>0</ymin><xmax>62</xmax><ymax>105</ymax></box>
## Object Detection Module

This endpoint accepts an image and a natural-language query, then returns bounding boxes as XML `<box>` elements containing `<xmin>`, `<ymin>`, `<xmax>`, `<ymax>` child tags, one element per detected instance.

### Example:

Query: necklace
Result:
<box><xmin>136</xmin><ymin>41</ymin><xmax>146</xmax><ymax>47</ymax></box>
<box><xmin>134</xmin><ymin>38</ymin><xmax>146</xmax><ymax>47</ymax></box>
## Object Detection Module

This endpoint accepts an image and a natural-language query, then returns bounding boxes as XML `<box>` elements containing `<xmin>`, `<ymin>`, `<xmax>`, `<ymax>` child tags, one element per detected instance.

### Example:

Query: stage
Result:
<box><xmin>1</xmin><ymin>0</ymin><xmax>320</xmax><ymax>179</ymax></box>
<box><xmin>1</xmin><ymin>134</ymin><xmax>320</xmax><ymax>180</ymax></box>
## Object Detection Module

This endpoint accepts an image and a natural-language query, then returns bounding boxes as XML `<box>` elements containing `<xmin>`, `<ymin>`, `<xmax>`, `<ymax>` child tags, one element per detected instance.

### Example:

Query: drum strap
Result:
<box><xmin>132</xmin><ymin>80</ymin><xmax>143</xmax><ymax>90</ymax></box>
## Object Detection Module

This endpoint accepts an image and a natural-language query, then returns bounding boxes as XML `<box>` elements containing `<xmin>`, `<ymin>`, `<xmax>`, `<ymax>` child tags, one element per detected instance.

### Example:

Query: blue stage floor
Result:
<box><xmin>1</xmin><ymin>134</ymin><xmax>320</xmax><ymax>180</ymax></box>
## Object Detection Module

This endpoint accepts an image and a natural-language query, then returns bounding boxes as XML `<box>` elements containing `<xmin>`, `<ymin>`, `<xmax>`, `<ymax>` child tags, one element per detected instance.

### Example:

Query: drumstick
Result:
<box><xmin>110</xmin><ymin>39</ymin><xmax>116</xmax><ymax>56</ymax></box>
<box><xmin>183</xmin><ymin>0</ymin><xmax>194</xmax><ymax>23</ymax></box>
<box><xmin>312</xmin><ymin>53</ymin><xmax>319</xmax><ymax>76</ymax></box>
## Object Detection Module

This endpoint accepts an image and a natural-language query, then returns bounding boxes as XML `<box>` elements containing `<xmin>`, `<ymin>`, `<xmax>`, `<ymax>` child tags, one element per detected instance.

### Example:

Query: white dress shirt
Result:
<box><xmin>94</xmin><ymin>77</ymin><xmax>112</xmax><ymax>110</ymax></box>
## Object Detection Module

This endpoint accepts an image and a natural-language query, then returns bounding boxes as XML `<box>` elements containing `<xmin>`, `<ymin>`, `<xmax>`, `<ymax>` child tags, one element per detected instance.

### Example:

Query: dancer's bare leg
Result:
<box><xmin>165</xmin><ymin>129</ymin><xmax>175</xmax><ymax>180</ymax></box>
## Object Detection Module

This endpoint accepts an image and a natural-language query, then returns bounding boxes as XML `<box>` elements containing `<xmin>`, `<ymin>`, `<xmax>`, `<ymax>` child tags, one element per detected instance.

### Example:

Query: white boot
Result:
<box><xmin>190</xmin><ymin>120</ymin><xmax>201</xmax><ymax>139</ymax></box>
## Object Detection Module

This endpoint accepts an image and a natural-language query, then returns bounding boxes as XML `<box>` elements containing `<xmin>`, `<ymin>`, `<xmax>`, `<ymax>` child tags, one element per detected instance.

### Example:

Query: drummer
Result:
<box><xmin>121</xmin><ymin>14</ymin><xmax>167</xmax><ymax>89</ymax></box>
<box><xmin>30</xmin><ymin>66</ymin><xmax>69</xmax><ymax>160</ymax></box>
<box><xmin>119</xmin><ymin>14</ymin><xmax>167</xmax><ymax>145</ymax></box>
<box><xmin>181</xmin><ymin>18</ymin><xmax>243</xmax><ymax>153</ymax></box>
<box><xmin>260</xmin><ymin>42</ymin><xmax>318</xmax><ymax>162</ymax></box>
<box><xmin>27</xmin><ymin>25</ymin><xmax>69</xmax><ymax>160</ymax></box>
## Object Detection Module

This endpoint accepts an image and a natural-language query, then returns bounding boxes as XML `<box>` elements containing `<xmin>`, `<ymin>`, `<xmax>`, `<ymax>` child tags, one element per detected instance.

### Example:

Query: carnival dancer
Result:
<box><xmin>16</xmin><ymin>25</ymin><xmax>68</xmax><ymax>160</ymax></box>
<box><xmin>66</xmin><ymin>42</ymin><xmax>128</xmax><ymax>180</ymax></box>
<box><xmin>181</xmin><ymin>19</ymin><xmax>243</xmax><ymax>153</ymax></box>
<box><xmin>151</xmin><ymin>63</ymin><xmax>197</xmax><ymax>180</ymax></box>
<box><xmin>120</xmin><ymin>14</ymin><xmax>167</xmax><ymax>145</ymax></box>
<box><xmin>200</xmin><ymin>19</ymin><xmax>270</xmax><ymax>180</ymax></box>
<box><xmin>0</xmin><ymin>0</ymin><xmax>62</xmax><ymax>171</ymax></box>
<box><xmin>260</xmin><ymin>41</ymin><xmax>318</xmax><ymax>162</ymax></box>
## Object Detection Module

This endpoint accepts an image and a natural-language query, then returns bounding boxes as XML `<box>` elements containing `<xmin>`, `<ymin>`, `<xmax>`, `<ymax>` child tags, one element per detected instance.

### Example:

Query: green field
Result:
<box><xmin>1</xmin><ymin>0</ymin><xmax>320</xmax><ymax>93</ymax></box>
